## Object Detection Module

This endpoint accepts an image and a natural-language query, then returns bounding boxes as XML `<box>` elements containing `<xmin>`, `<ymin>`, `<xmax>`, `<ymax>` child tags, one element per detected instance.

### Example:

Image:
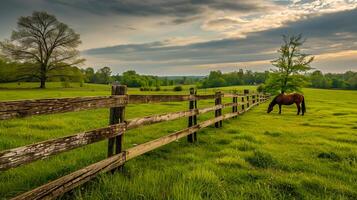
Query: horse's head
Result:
<box><xmin>267</xmin><ymin>101</ymin><xmax>275</xmax><ymax>113</ymax></box>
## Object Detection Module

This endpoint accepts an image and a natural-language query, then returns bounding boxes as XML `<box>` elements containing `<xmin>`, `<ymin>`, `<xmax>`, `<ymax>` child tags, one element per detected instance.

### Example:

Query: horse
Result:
<box><xmin>267</xmin><ymin>93</ymin><xmax>306</xmax><ymax>115</ymax></box>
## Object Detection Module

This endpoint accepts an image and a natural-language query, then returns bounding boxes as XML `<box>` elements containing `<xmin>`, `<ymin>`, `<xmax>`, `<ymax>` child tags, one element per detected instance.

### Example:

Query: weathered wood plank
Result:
<box><xmin>127</xmin><ymin>109</ymin><xmax>198</xmax><ymax>129</ymax></box>
<box><xmin>11</xmin><ymin>111</ymin><xmax>241</xmax><ymax>200</ymax></box>
<box><xmin>0</xmin><ymin>96</ymin><xmax>128</xmax><ymax>120</ymax></box>
<box><xmin>11</xmin><ymin>151</ymin><xmax>127</xmax><ymax>200</ymax></box>
<box><xmin>125</xmin><ymin>111</ymin><xmax>239</xmax><ymax>160</ymax></box>
<box><xmin>127</xmin><ymin>94</ymin><xmax>216</xmax><ymax>104</ymax></box>
<box><xmin>0</xmin><ymin>103</ymin><xmax>233</xmax><ymax>171</ymax></box>
<box><xmin>0</xmin><ymin>95</ymin><xmax>262</xmax><ymax>171</ymax></box>
<box><xmin>0</xmin><ymin>124</ymin><xmax>126</xmax><ymax>171</ymax></box>
<box><xmin>128</xmin><ymin>94</ymin><xmax>190</xmax><ymax>104</ymax></box>
<box><xmin>0</xmin><ymin>93</ymin><xmax>244</xmax><ymax>121</ymax></box>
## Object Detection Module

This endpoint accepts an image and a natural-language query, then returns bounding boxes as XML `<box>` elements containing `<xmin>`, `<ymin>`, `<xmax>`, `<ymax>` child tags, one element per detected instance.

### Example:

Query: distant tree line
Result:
<box><xmin>198</xmin><ymin>69</ymin><xmax>269</xmax><ymax>88</ymax></box>
<box><xmin>309</xmin><ymin>70</ymin><xmax>357</xmax><ymax>89</ymax></box>
<box><xmin>80</xmin><ymin>67</ymin><xmax>201</xmax><ymax>88</ymax></box>
<box><xmin>1</xmin><ymin>56</ymin><xmax>356</xmax><ymax>90</ymax></box>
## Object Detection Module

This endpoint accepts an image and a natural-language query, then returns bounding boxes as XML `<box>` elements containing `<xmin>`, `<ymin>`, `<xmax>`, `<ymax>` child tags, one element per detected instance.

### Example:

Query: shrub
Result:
<box><xmin>140</xmin><ymin>87</ymin><xmax>152</xmax><ymax>91</ymax></box>
<box><xmin>173</xmin><ymin>85</ymin><xmax>183</xmax><ymax>91</ymax></box>
<box><xmin>155</xmin><ymin>86</ymin><xmax>161</xmax><ymax>91</ymax></box>
<box><xmin>61</xmin><ymin>81</ymin><xmax>71</xmax><ymax>88</ymax></box>
<box><xmin>257</xmin><ymin>84</ymin><xmax>265</xmax><ymax>93</ymax></box>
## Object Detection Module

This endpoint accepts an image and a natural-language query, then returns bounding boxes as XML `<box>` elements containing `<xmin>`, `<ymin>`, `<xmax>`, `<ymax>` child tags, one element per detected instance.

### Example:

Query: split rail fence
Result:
<box><xmin>0</xmin><ymin>85</ymin><xmax>270</xmax><ymax>199</ymax></box>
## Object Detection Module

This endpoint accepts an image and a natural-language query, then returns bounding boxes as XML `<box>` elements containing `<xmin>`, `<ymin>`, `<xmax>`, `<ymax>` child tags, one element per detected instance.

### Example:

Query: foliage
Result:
<box><xmin>264</xmin><ymin>34</ymin><xmax>314</xmax><ymax>94</ymax></box>
<box><xmin>173</xmin><ymin>85</ymin><xmax>183</xmax><ymax>91</ymax></box>
<box><xmin>309</xmin><ymin>70</ymin><xmax>357</xmax><ymax>89</ymax></box>
<box><xmin>257</xmin><ymin>84</ymin><xmax>265</xmax><ymax>93</ymax></box>
<box><xmin>1</xmin><ymin>56</ymin><xmax>356</xmax><ymax>91</ymax></box>
<box><xmin>199</xmin><ymin>69</ymin><xmax>269</xmax><ymax>88</ymax></box>
<box><xmin>0</xmin><ymin>11</ymin><xmax>84</xmax><ymax>88</ymax></box>
<box><xmin>119</xmin><ymin>70</ymin><xmax>158</xmax><ymax>87</ymax></box>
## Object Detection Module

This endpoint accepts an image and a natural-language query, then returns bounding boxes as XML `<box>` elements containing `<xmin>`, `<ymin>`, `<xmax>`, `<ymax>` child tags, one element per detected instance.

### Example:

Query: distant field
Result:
<box><xmin>0</xmin><ymin>82</ymin><xmax>256</xmax><ymax>100</ymax></box>
<box><xmin>0</xmin><ymin>83</ymin><xmax>356</xmax><ymax>199</ymax></box>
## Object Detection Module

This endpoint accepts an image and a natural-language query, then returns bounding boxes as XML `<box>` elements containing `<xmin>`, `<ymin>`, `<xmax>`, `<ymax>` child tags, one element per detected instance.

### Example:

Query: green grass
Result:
<box><xmin>0</xmin><ymin>82</ymin><xmax>356</xmax><ymax>199</ymax></box>
<box><xmin>0</xmin><ymin>82</ymin><xmax>256</xmax><ymax>101</ymax></box>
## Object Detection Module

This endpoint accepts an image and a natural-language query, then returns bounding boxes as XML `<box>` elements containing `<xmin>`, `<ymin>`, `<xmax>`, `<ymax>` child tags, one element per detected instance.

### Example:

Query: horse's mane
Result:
<box><xmin>269</xmin><ymin>95</ymin><xmax>280</xmax><ymax>106</ymax></box>
<box><xmin>272</xmin><ymin>95</ymin><xmax>280</xmax><ymax>101</ymax></box>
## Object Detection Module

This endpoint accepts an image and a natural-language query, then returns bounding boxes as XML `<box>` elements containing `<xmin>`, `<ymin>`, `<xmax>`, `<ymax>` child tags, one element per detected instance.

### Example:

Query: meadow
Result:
<box><xmin>0</xmin><ymin>82</ymin><xmax>356</xmax><ymax>200</ymax></box>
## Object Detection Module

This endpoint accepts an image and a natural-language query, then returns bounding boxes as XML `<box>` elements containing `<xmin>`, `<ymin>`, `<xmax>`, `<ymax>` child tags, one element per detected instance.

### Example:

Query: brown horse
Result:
<box><xmin>267</xmin><ymin>93</ymin><xmax>306</xmax><ymax>115</ymax></box>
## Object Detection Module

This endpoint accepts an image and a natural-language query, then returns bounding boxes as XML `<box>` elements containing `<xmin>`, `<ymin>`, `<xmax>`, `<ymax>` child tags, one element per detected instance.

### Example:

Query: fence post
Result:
<box><xmin>193</xmin><ymin>89</ymin><xmax>198</xmax><ymax>142</ymax></box>
<box><xmin>215</xmin><ymin>91</ymin><xmax>222</xmax><ymax>128</ymax></box>
<box><xmin>188</xmin><ymin>88</ymin><xmax>197</xmax><ymax>143</ymax></box>
<box><xmin>232</xmin><ymin>91</ymin><xmax>237</xmax><ymax>118</ymax></box>
<box><xmin>244</xmin><ymin>89</ymin><xmax>250</xmax><ymax>109</ymax></box>
<box><xmin>108</xmin><ymin>84</ymin><xmax>126</xmax><ymax>162</ymax></box>
<box><xmin>241</xmin><ymin>95</ymin><xmax>245</xmax><ymax>112</ymax></box>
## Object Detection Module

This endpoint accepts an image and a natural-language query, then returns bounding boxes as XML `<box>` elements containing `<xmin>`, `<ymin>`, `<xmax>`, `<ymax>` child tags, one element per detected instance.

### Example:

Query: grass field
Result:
<box><xmin>0</xmin><ymin>82</ymin><xmax>356</xmax><ymax>199</ymax></box>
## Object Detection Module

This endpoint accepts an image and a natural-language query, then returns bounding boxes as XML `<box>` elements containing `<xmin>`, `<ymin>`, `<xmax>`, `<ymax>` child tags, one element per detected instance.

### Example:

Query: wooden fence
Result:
<box><xmin>0</xmin><ymin>85</ymin><xmax>270</xmax><ymax>200</ymax></box>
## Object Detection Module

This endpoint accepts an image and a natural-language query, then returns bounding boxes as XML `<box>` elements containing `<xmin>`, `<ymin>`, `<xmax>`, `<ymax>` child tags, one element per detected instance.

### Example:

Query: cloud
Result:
<box><xmin>83</xmin><ymin>8</ymin><xmax>357</xmax><ymax>74</ymax></box>
<box><xmin>1</xmin><ymin>0</ymin><xmax>357</xmax><ymax>75</ymax></box>
<box><xmin>47</xmin><ymin>0</ymin><xmax>279</xmax><ymax>27</ymax></box>
<box><xmin>48</xmin><ymin>0</ymin><xmax>271</xmax><ymax>16</ymax></box>
<box><xmin>202</xmin><ymin>0</ymin><xmax>357</xmax><ymax>38</ymax></box>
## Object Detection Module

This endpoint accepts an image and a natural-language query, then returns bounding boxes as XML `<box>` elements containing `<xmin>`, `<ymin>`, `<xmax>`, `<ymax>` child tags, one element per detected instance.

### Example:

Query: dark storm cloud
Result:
<box><xmin>48</xmin><ymin>0</ymin><xmax>269</xmax><ymax>17</ymax></box>
<box><xmin>84</xmin><ymin>8</ymin><xmax>357</xmax><ymax>67</ymax></box>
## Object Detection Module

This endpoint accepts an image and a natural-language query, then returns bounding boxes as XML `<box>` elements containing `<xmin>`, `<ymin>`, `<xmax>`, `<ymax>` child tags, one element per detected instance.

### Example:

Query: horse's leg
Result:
<box><xmin>278</xmin><ymin>104</ymin><xmax>282</xmax><ymax>114</ymax></box>
<box><xmin>296</xmin><ymin>103</ymin><xmax>300</xmax><ymax>115</ymax></box>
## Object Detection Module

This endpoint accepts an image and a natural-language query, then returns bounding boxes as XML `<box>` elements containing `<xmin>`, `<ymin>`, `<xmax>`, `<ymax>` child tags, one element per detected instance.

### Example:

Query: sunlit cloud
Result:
<box><xmin>202</xmin><ymin>0</ymin><xmax>357</xmax><ymax>39</ymax></box>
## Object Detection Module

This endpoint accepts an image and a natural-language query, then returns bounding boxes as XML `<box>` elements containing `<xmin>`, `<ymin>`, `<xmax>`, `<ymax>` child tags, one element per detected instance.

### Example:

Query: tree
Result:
<box><xmin>346</xmin><ymin>73</ymin><xmax>357</xmax><ymax>89</ymax></box>
<box><xmin>310</xmin><ymin>70</ymin><xmax>325</xmax><ymax>88</ymax></box>
<box><xmin>200</xmin><ymin>70</ymin><xmax>226</xmax><ymax>88</ymax></box>
<box><xmin>0</xmin><ymin>11</ymin><xmax>84</xmax><ymax>88</ymax></box>
<box><xmin>82</xmin><ymin>67</ymin><xmax>95</xmax><ymax>83</ymax></box>
<box><xmin>94</xmin><ymin>67</ymin><xmax>112</xmax><ymax>84</ymax></box>
<box><xmin>265</xmin><ymin>34</ymin><xmax>314</xmax><ymax>94</ymax></box>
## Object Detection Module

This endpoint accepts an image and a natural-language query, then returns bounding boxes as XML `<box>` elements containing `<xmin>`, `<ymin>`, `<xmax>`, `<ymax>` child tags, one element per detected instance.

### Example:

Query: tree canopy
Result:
<box><xmin>264</xmin><ymin>34</ymin><xmax>314</xmax><ymax>94</ymax></box>
<box><xmin>0</xmin><ymin>11</ymin><xmax>84</xmax><ymax>88</ymax></box>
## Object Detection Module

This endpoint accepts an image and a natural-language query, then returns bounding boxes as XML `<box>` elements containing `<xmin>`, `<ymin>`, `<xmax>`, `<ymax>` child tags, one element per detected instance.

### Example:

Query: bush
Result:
<box><xmin>173</xmin><ymin>85</ymin><xmax>183</xmax><ymax>91</ymax></box>
<box><xmin>140</xmin><ymin>87</ymin><xmax>152</xmax><ymax>91</ymax></box>
<box><xmin>257</xmin><ymin>84</ymin><xmax>265</xmax><ymax>93</ymax></box>
<box><xmin>155</xmin><ymin>86</ymin><xmax>161</xmax><ymax>91</ymax></box>
<box><xmin>61</xmin><ymin>81</ymin><xmax>71</xmax><ymax>88</ymax></box>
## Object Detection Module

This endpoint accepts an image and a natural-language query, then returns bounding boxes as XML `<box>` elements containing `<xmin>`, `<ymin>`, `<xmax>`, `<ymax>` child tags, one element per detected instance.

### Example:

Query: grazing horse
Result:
<box><xmin>267</xmin><ymin>93</ymin><xmax>306</xmax><ymax>115</ymax></box>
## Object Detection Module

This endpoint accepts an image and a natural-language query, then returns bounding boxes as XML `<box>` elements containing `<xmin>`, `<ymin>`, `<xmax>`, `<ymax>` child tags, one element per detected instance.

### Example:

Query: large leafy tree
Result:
<box><xmin>265</xmin><ymin>34</ymin><xmax>314</xmax><ymax>94</ymax></box>
<box><xmin>0</xmin><ymin>11</ymin><xmax>84</xmax><ymax>88</ymax></box>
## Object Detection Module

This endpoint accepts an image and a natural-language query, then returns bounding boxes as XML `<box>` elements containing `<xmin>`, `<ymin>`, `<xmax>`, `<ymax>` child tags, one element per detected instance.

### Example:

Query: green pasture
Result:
<box><xmin>0</xmin><ymin>83</ymin><xmax>356</xmax><ymax>199</ymax></box>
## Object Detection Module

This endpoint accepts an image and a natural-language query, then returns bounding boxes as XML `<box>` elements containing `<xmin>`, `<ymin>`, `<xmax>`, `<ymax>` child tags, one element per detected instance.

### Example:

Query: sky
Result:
<box><xmin>0</xmin><ymin>0</ymin><xmax>357</xmax><ymax>75</ymax></box>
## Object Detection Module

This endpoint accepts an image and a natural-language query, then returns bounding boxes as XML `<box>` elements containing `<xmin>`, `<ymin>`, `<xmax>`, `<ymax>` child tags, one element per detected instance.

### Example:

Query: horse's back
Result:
<box><xmin>276</xmin><ymin>93</ymin><xmax>303</xmax><ymax>104</ymax></box>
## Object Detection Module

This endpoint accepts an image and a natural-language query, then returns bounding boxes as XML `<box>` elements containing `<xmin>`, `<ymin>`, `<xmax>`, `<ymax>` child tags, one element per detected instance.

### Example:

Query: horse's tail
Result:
<box><xmin>302</xmin><ymin>96</ymin><xmax>306</xmax><ymax>113</ymax></box>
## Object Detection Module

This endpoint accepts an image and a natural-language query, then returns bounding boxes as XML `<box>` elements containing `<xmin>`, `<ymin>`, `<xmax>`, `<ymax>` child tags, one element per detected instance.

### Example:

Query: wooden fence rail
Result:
<box><xmin>0</xmin><ymin>85</ymin><xmax>270</xmax><ymax>199</ymax></box>
<box><xmin>0</xmin><ymin>94</ymin><xmax>221</xmax><ymax>120</ymax></box>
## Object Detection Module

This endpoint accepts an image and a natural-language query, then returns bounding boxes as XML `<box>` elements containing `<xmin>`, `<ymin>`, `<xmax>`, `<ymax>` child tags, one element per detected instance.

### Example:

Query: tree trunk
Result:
<box><xmin>40</xmin><ymin>65</ymin><xmax>46</xmax><ymax>89</ymax></box>
<box><xmin>40</xmin><ymin>78</ymin><xmax>46</xmax><ymax>89</ymax></box>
